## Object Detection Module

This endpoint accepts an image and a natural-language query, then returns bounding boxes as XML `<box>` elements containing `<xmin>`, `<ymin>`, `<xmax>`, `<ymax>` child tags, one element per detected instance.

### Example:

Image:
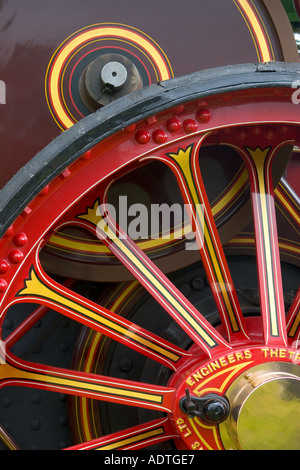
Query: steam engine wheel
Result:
<box><xmin>0</xmin><ymin>63</ymin><xmax>299</xmax><ymax>450</ymax></box>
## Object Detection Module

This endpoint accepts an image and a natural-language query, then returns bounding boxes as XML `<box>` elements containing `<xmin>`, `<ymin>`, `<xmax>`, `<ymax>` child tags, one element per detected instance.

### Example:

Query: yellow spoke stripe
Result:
<box><xmin>244</xmin><ymin>147</ymin><xmax>286</xmax><ymax>341</ymax></box>
<box><xmin>83</xmin><ymin>426</ymin><xmax>170</xmax><ymax>450</ymax></box>
<box><xmin>17</xmin><ymin>267</ymin><xmax>182</xmax><ymax>366</ymax></box>
<box><xmin>288</xmin><ymin>310</ymin><xmax>300</xmax><ymax>339</ymax></box>
<box><xmin>66</xmin><ymin>418</ymin><xmax>177</xmax><ymax>450</ymax></box>
<box><xmin>287</xmin><ymin>289</ymin><xmax>300</xmax><ymax>339</ymax></box>
<box><xmin>95</xmin><ymin>426</ymin><xmax>166</xmax><ymax>450</ymax></box>
<box><xmin>1</xmin><ymin>362</ymin><xmax>171</xmax><ymax>410</ymax></box>
<box><xmin>165</xmin><ymin>145</ymin><xmax>243</xmax><ymax>335</ymax></box>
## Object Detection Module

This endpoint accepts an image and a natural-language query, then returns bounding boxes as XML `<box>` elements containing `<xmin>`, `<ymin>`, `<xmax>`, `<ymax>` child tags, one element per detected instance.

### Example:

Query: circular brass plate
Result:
<box><xmin>220</xmin><ymin>362</ymin><xmax>300</xmax><ymax>450</ymax></box>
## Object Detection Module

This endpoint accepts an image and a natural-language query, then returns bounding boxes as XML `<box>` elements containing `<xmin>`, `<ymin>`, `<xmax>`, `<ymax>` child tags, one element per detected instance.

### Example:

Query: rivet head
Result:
<box><xmin>0</xmin><ymin>260</ymin><xmax>9</xmax><ymax>274</ymax></box>
<box><xmin>196</xmin><ymin>108</ymin><xmax>211</xmax><ymax>123</ymax></box>
<box><xmin>3</xmin><ymin>226</ymin><xmax>14</xmax><ymax>238</ymax></box>
<box><xmin>8</xmin><ymin>249</ymin><xmax>24</xmax><ymax>264</ymax></box>
<box><xmin>166</xmin><ymin>117</ymin><xmax>181</xmax><ymax>133</ymax></box>
<box><xmin>81</xmin><ymin>149</ymin><xmax>92</xmax><ymax>160</ymax></box>
<box><xmin>39</xmin><ymin>185</ymin><xmax>50</xmax><ymax>196</ymax></box>
<box><xmin>152</xmin><ymin>129</ymin><xmax>167</xmax><ymax>144</ymax></box>
<box><xmin>265</xmin><ymin>127</ymin><xmax>275</xmax><ymax>140</ymax></box>
<box><xmin>0</xmin><ymin>279</ymin><xmax>8</xmax><ymax>293</ymax></box>
<box><xmin>236</xmin><ymin>127</ymin><xmax>248</xmax><ymax>140</ymax></box>
<box><xmin>30</xmin><ymin>419</ymin><xmax>41</xmax><ymax>431</ymax></box>
<box><xmin>280</xmin><ymin>125</ymin><xmax>290</xmax><ymax>135</ymax></box>
<box><xmin>174</xmin><ymin>104</ymin><xmax>185</xmax><ymax>113</ymax></box>
<box><xmin>124</xmin><ymin>123</ymin><xmax>136</xmax><ymax>133</ymax></box>
<box><xmin>13</xmin><ymin>232</ymin><xmax>28</xmax><ymax>247</ymax></box>
<box><xmin>183</xmin><ymin>119</ymin><xmax>198</xmax><ymax>134</ymax></box>
<box><xmin>250</xmin><ymin>125</ymin><xmax>263</xmax><ymax>136</ymax></box>
<box><xmin>135</xmin><ymin>129</ymin><xmax>150</xmax><ymax>144</ymax></box>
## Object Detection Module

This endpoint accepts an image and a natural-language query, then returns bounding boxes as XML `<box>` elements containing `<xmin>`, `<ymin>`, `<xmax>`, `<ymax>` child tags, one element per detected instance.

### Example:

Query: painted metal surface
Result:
<box><xmin>0</xmin><ymin>66</ymin><xmax>299</xmax><ymax>448</ymax></box>
<box><xmin>0</xmin><ymin>0</ymin><xmax>299</xmax><ymax>450</ymax></box>
<box><xmin>0</xmin><ymin>0</ymin><xmax>298</xmax><ymax>189</ymax></box>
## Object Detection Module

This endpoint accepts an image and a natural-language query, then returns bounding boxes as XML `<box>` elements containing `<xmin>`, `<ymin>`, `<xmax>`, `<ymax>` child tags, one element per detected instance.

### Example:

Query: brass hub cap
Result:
<box><xmin>171</xmin><ymin>346</ymin><xmax>300</xmax><ymax>450</ymax></box>
<box><xmin>219</xmin><ymin>362</ymin><xmax>300</xmax><ymax>450</ymax></box>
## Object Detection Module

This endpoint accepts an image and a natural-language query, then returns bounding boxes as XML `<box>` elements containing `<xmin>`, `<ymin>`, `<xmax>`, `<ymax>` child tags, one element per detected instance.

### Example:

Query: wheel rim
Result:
<box><xmin>0</xmin><ymin>63</ymin><xmax>299</xmax><ymax>450</ymax></box>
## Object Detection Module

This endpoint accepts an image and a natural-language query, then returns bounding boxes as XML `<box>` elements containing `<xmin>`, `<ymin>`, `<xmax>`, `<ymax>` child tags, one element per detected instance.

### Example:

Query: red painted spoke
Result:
<box><xmin>13</xmin><ymin>260</ymin><xmax>189</xmax><ymax>370</ymax></box>
<box><xmin>143</xmin><ymin>138</ymin><xmax>249</xmax><ymax>343</ymax></box>
<box><xmin>0</xmin><ymin>353</ymin><xmax>175</xmax><ymax>412</ymax></box>
<box><xmin>65</xmin><ymin>417</ymin><xmax>178</xmax><ymax>450</ymax></box>
<box><xmin>287</xmin><ymin>288</ymin><xmax>300</xmax><ymax>342</ymax></box>
<box><xmin>76</xmin><ymin>204</ymin><xmax>231</xmax><ymax>358</ymax></box>
<box><xmin>239</xmin><ymin>145</ymin><xmax>288</xmax><ymax>346</ymax></box>
<box><xmin>4</xmin><ymin>304</ymin><xmax>48</xmax><ymax>350</ymax></box>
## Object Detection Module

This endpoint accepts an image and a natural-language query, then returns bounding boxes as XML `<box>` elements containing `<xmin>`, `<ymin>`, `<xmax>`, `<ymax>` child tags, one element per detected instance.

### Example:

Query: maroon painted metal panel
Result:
<box><xmin>0</xmin><ymin>0</ymin><xmax>299</xmax><ymax>192</ymax></box>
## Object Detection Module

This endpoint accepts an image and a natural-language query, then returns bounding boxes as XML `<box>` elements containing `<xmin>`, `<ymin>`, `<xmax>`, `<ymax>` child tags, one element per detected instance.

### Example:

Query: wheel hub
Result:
<box><xmin>171</xmin><ymin>345</ymin><xmax>300</xmax><ymax>450</ymax></box>
<box><xmin>219</xmin><ymin>362</ymin><xmax>300</xmax><ymax>450</ymax></box>
<box><xmin>79</xmin><ymin>53</ymin><xmax>142</xmax><ymax>110</ymax></box>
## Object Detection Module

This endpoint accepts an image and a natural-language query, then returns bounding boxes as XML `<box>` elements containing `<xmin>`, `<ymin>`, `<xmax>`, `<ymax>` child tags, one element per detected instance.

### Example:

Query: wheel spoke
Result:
<box><xmin>143</xmin><ymin>137</ymin><xmax>249</xmax><ymax>343</ymax></box>
<box><xmin>0</xmin><ymin>353</ymin><xmax>175</xmax><ymax>412</ymax></box>
<box><xmin>235</xmin><ymin>143</ymin><xmax>290</xmax><ymax>346</ymax></box>
<box><xmin>12</xmin><ymin>259</ymin><xmax>190</xmax><ymax>370</ymax></box>
<box><xmin>75</xmin><ymin>201</ymin><xmax>231</xmax><ymax>357</ymax></box>
<box><xmin>65</xmin><ymin>417</ymin><xmax>178</xmax><ymax>450</ymax></box>
<box><xmin>287</xmin><ymin>288</ymin><xmax>300</xmax><ymax>342</ymax></box>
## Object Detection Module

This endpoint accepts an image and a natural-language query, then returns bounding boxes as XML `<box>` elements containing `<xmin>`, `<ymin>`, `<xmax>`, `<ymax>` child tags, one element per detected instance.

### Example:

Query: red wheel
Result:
<box><xmin>0</xmin><ymin>63</ymin><xmax>299</xmax><ymax>450</ymax></box>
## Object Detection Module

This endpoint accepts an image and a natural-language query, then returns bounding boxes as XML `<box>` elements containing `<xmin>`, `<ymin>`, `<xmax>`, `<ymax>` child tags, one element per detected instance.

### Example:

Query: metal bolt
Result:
<box><xmin>101</xmin><ymin>62</ymin><xmax>128</xmax><ymax>93</ymax></box>
<box><xmin>119</xmin><ymin>357</ymin><xmax>133</xmax><ymax>372</ymax></box>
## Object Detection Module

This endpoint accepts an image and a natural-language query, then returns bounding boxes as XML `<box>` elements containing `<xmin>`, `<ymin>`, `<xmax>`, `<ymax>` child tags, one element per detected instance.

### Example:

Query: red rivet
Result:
<box><xmin>39</xmin><ymin>185</ymin><xmax>49</xmax><ymax>196</ymax></box>
<box><xmin>221</xmin><ymin>127</ymin><xmax>232</xmax><ymax>135</ymax></box>
<box><xmin>174</xmin><ymin>104</ymin><xmax>185</xmax><ymax>113</ymax></box>
<box><xmin>13</xmin><ymin>232</ymin><xmax>28</xmax><ymax>247</ymax></box>
<box><xmin>251</xmin><ymin>125</ymin><xmax>263</xmax><ymax>136</ymax></box>
<box><xmin>183</xmin><ymin>119</ymin><xmax>198</xmax><ymax>134</ymax></box>
<box><xmin>8</xmin><ymin>249</ymin><xmax>24</xmax><ymax>264</ymax></box>
<box><xmin>124</xmin><ymin>123</ymin><xmax>136</xmax><ymax>133</ymax></box>
<box><xmin>3</xmin><ymin>225</ymin><xmax>13</xmax><ymax>238</ymax></box>
<box><xmin>152</xmin><ymin>129</ymin><xmax>168</xmax><ymax>144</ymax></box>
<box><xmin>166</xmin><ymin>117</ymin><xmax>181</xmax><ymax>133</ymax></box>
<box><xmin>196</xmin><ymin>108</ymin><xmax>211</xmax><ymax>123</ymax></box>
<box><xmin>280</xmin><ymin>125</ymin><xmax>290</xmax><ymax>135</ymax></box>
<box><xmin>236</xmin><ymin>127</ymin><xmax>248</xmax><ymax>140</ymax></box>
<box><xmin>82</xmin><ymin>149</ymin><xmax>92</xmax><ymax>160</ymax></box>
<box><xmin>135</xmin><ymin>129</ymin><xmax>151</xmax><ymax>144</ymax></box>
<box><xmin>0</xmin><ymin>260</ymin><xmax>9</xmax><ymax>274</ymax></box>
<box><xmin>0</xmin><ymin>279</ymin><xmax>8</xmax><ymax>293</ymax></box>
<box><xmin>265</xmin><ymin>127</ymin><xmax>275</xmax><ymax>140</ymax></box>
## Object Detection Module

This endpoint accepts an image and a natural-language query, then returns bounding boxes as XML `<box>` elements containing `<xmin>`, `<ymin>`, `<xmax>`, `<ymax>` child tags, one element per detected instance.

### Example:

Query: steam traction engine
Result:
<box><xmin>0</xmin><ymin>0</ymin><xmax>299</xmax><ymax>450</ymax></box>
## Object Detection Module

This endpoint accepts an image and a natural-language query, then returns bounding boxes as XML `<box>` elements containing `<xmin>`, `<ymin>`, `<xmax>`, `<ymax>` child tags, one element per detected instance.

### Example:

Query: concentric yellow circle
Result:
<box><xmin>45</xmin><ymin>23</ymin><xmax>173</xmax><ymax>130</ymax></box>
